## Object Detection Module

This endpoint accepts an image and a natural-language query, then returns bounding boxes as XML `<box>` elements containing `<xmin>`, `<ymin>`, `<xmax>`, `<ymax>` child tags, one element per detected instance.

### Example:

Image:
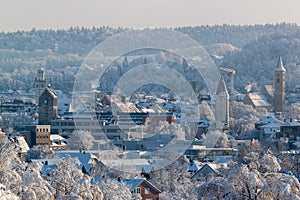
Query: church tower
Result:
<box><xmin>38</xmin><ymin>86</ymin><xmax>58</xmax><ymax>125</ymax></box>
<box><xmin>215</xmin><ymin>76</ymin><xmax>230</xmax><ymax>130</ymax></box>
<box><xmin>274</xmin><ymin>56</ymin><xmax>286</xmax><ymax>113</ymax></box>
<box><xmin>35</xmin><ymin>68</ymin><xmax>47</xmax><ymax>105</ymax></box>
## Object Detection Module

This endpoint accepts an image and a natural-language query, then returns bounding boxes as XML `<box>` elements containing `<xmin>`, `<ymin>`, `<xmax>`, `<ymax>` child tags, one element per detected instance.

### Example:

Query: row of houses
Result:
<box><xmin>32</xmin><ymin>150</ymin><xmax>233</xmax><ymax>200</ymax></box>
<box><xmin>255</xmin><ymin>115</ymin><xmax>300</xmax><ymax>145</ymax></box>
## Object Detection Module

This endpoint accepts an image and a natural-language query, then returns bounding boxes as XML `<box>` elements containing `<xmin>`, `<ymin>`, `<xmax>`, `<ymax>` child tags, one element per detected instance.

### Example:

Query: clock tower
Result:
<box><xmin>35</xmin><ymin>68</ymin><xmax>47</xmax><ymax>105</ymax></box>
<box><xmin>38</xmin><ymin>86</ymin><xmax>58</xmax><ymax>125</ymax></box>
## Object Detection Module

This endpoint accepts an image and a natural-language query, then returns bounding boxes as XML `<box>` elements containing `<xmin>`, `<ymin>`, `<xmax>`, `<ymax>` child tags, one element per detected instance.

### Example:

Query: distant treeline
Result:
<box><xmin>0</xmin><ymin>23</ymin><xmax>299</xmax><ymax>93</ymax></box>
<box><xmin>0</xmin><ymin>23</ymin><xmax>299</xmax><ymax>55</ymax></box>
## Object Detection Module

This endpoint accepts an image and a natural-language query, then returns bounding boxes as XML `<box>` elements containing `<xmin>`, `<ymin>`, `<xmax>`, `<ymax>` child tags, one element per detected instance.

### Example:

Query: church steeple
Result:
<box><xmin>215</xmin><ymin>76</ymin><xmax>230</xmax><ymax>130</ymax></box>
<box><xmin>274</xmin><ymin>56</ymin><xmax>286</xmax><ymax>112</ymax></box>
<box><xmin>275</xmin><ymin>56</ymin><xmax>286</xmax><ymax>72</ymax></box>
<box><xmin>216</xmin><ymin>76</ymin><xmax>229</xmax><ymax>96</ymax></box>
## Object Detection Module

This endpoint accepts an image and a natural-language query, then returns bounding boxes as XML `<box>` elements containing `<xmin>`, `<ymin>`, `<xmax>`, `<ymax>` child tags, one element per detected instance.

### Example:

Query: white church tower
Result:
<box><xmin>215</xmin><ymin>76</ymin><xmax>230</xmax><ymax>130</ymax></box>
<box><xmin>34</xmin><ymin>68</ymin><xmax>46</xmax><ymax>105</ymax></box>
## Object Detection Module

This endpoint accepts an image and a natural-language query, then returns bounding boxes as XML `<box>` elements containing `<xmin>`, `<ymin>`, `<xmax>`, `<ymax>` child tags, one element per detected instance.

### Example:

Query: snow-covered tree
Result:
<box><xmin>197</xmin><ymin>101</ymin><xmax>214</xmax><ymax>120</ymax></box>
<box><xmin>196</xmin><ymin>177</ymin><xmax>227</xmax><ymax>199</ymax></box>
<box><xmin>236</xmin><ymin>139</ymin><xmax>261</xmax><ymax>164</ymax></box>
<box><xmin>151</xmin><ymin>156</ymin><xmax>200</xmax><ymax>199</ymax></box>
<box><xmin>26</xmin><ymin>145</ymin><xmax>53</xmax><ymax>160</ymax></box>
<box><xmin>97</xmin><ymin>179</ymin><xmax>132</xmax><ymax>200</ymax></box>
<box><xmin>20</xmin><ymin>162</ymin><xmax>54</xmax><ymax>199</ymax></box>
<box><xmin>230</xmin><ymin>101</ymin><xmax>267</xmax><ymax>138</ymax></box>
<box><xmin>0</xmin><ymin>183</ymin><xmax>19</xmax><ymax>200</ymax></box>
<box><xmin>0</xmin><ymin>137</ymin><xmax>22</xmax><ymax>194</ymax></box>
<box><xmin>225</xmin><ymin>165</ymin><xmax>264</xmax><ymax>199</ymax></box>
<box><xmin>202</xmin><ymin>130</ymin><xmax>229</xmax><ymax>148</ymax></box>
<box><xmin>259</xmin><ymin>153</ymin><xmax>281</xmax><ymax>173</ymax></box>
<box><xmin>49</xmin><ymin>155</ymin><xmax>83</xmax><ymax>197</ymax></box>
<box><xmin>67</xmin><ymin>130</ymin><xmax>94</xmax><ymax>151</ymax></box>
<box><xmin>285</xmin><ymin>103</ymin><xmax>300</xmax><ymax>120</ymax></box>
<box><xmin>48</xmin><ymin>155</ymin><xmax>102</xmax><ymax>199</ymax></box>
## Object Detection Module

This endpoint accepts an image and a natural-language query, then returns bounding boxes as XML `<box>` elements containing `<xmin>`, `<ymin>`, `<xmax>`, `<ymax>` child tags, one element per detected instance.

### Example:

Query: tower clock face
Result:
<box><xmin>44</xmin><ymin>99</ymin><xmax>48</xmax><ymax>104</ymax></box>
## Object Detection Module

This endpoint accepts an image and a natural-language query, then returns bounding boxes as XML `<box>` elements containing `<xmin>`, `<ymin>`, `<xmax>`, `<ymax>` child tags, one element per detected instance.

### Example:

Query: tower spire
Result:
<box><xmin>276</xmin><ymin>56</ymin><xmax>286</xmax><ymax>72</ymax></box>
<box><xmin>215</xmin><ymin>76</ymin><xmax>230</xmax><ymax>130</ymax></box>
<box><xmin>216</xmin><ymin>76</ymin><xmax>229</xmax><ymax>96</ymax></box>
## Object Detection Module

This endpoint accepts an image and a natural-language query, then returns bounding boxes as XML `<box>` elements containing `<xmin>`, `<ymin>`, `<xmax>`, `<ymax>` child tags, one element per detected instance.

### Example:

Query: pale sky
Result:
<box><xmin>1</xmin><ymin>0</ymin><xmax>300</xmax><ymax>31</ymax></box>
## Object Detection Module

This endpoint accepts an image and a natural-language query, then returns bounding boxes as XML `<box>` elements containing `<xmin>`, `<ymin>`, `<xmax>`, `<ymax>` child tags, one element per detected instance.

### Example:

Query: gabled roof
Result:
<box><xmin>54</xmin><ymin>151</ymin><xmax>97</xmax><ymax>172</ymax></box>
<box><xmin>255</xmin><ymin>115</ymin><xmax>284</xmax><ymax>126</ymax></box>
<box><xmin>188</xmin><ymin>160</ymin><xmax>201</xmax><ymax>172</ymax></box>
<box><xmin>260</xmin><ymin>122</ymin><xmax>282</xmax><ymax>129</ymax></box>
<box><xmin>275</xmin><ymin>56</ymin><xmax>286</xmax><ymax>72</ymax></box>
<box><xmin>41</xmin><ymin>87</ymin><xmax>57</xmax><ymax>99</ymax></box>
<box><xmin>191</xmin><ymin>163</ymin><xmax>219</xmax><ymax>179</ymax></box>
<box><xmin>245</xmin><ymin>93</ymin><xmax>272</xmax><ymax>107</ymax></box>
<box><xmin>92</xmin><ymin>178</ymin><xmax>162</xmax><ymax>193</ymax></box>
<box><xmin>263</xmin><ymin>85</ymin><xmax>274</xmax><ymax>98</ymax></box>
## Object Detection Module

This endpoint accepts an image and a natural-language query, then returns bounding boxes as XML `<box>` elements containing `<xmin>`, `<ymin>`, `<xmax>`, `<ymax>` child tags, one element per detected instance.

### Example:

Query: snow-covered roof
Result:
<box><xmin>191</xmin><ymin>163</ymin><xmax>219</xmax><ymax>179</ymax></box>
<box><xmin>41</xmin><ymin>164</ymin><xmax>57</xmax><ymax>176</ymax></box>
<box><xmin>54</xmin><ymin>151</ymin><xmax>97</xmax><ymax>172</ymax></box>
<box><xmin>100</xmin><ymin>159</ymin><xmax>152</xmax><ymax>174</ymax></box>
<box><xmin>198</xmin><ymin>122</ymin><xmax>210</xmax><ymax>128</ymax></box>
<box><xmin>283</xmin><ymin>119</ymin><xmax>300</xmax><ymax>126</ymax></box>
<box><xmin>188</xmin><ymin>160</ymin><xmax>201</xmax><ymax>172</ymax></box>
<box><xmin>50</xmin><ymin>134</ymin><xmax>66</xmax><ymax>141</ymax></box>
<box><xmin>246</xmin><ymin>92</ymin><xmax>272</xmax><ymax>107</ymax></box>
<box><xmin>92</xmin><ymin>178</ymin><xmax>161</xmax><ymax>193</ymax></box>
<box><xmin>255</xmin><ymin>115</ymin><xmax>284</xmax><ymax>126</ymax></box>
<box><xmin>263</xmin><ymin>85</ymin><xmax>274</xmax><ymax>97</ymax></box>
<box><xmin>31</xmin><ymin>158</ymin><xmax>55</xmax><ymax>165</ymax></box>
<box><xmin>16</xmin><ymin>136</ymin><xmax>30</xmax><ymax>152</ymax></box>
<box><xmin>247</xmin><ymin>93</ymin><xmax>267</xmax><ymax>100</ymax></box>
<box><xmin>252</xmin><ymin>99</ymin><xmax>272</xmax><ymax>107</ymax></box>
<box><xmin>260</xmin><ymin>122</ymin><xmax>282</xmax><ymax>129</ymax></box>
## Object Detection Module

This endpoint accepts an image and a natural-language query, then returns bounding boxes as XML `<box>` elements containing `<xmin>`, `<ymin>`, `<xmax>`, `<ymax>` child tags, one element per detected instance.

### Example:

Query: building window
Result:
<box><xmin>145</xmin><ymin>187</ymin><xmax>150</xmax><ymax>194</ymax></box>
<box><xmin>133</xmin><ymin>187</ymin><xmax>141</xmax><ymax>194</ymax></box>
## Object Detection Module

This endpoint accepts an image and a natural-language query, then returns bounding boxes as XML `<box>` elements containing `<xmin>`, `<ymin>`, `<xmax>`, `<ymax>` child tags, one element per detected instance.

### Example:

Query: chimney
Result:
<box><xmin>117</xmin><ymin>176</ymin><xmax>121</xmax><ymax>182</ymax></box>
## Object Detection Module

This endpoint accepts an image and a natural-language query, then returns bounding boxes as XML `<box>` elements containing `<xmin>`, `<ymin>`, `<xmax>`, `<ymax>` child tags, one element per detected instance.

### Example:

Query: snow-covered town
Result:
<box><xmin>1</xmin><ymin>1</ymin><xmax>300</xmax><ymax>200</ymax></box>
